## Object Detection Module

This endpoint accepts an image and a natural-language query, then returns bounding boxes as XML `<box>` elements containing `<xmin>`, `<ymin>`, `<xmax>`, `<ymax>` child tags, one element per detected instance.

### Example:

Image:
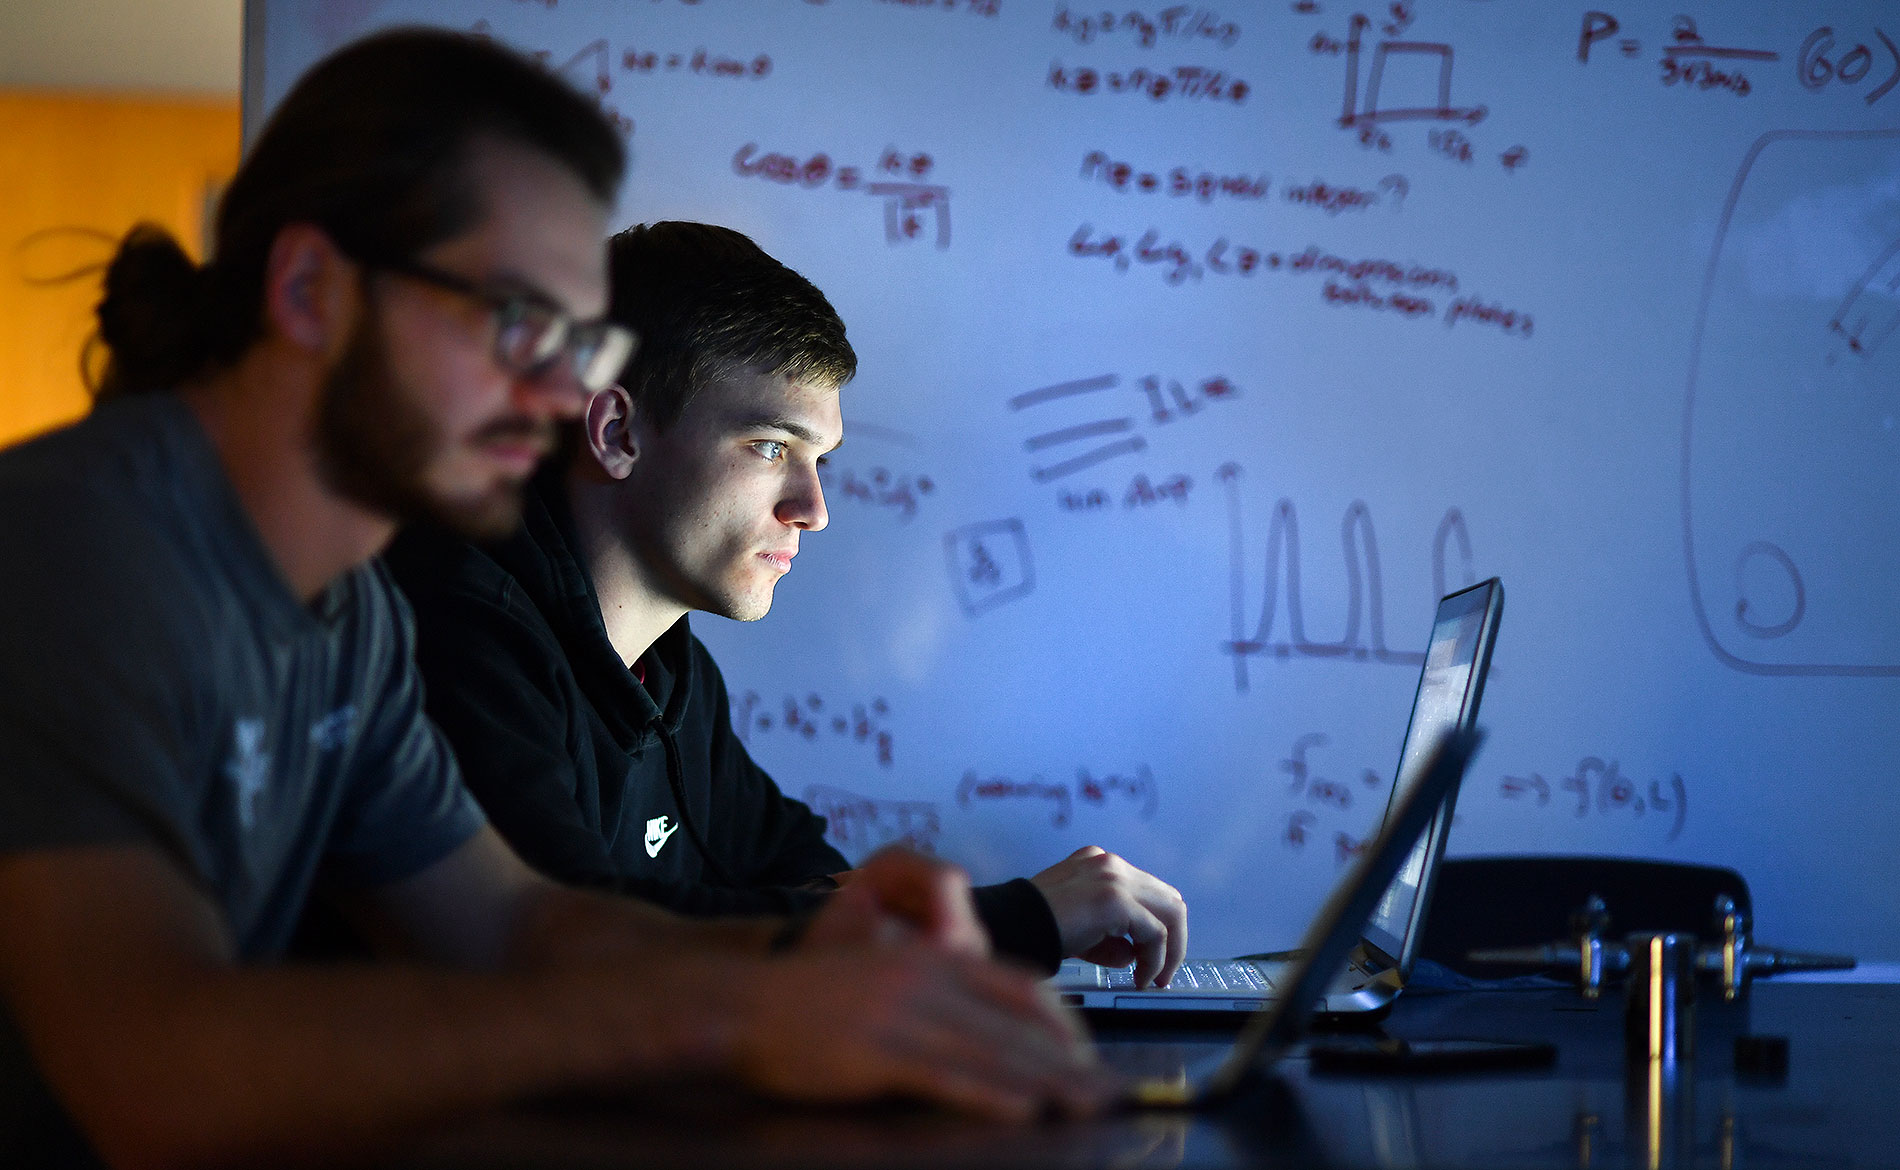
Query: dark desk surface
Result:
<box><xmin>387</xmin><ymin>980</ymin><xmax>1899</xmax><ymax>1169</ymax></box>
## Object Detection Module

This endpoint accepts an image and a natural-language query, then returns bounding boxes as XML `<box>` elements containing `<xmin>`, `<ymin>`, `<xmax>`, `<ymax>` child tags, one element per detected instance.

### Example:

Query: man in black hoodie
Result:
<box><xmin>388</xmin><ymin>221</ymin><xmax>1187</xmax><ymax>985</ymax></box>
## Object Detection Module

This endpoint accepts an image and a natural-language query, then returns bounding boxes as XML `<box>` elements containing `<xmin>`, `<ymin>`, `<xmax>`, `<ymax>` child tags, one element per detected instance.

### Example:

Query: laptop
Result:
<box><xmin>1116</xmin><ymin>723</ymin><xmax>1488</xmax><ymax>1107</ymax></box>
<box><xmin>1057</xmin><ymin>577</ymin><xmax>1503</xmax><ymax>1015</ymax></box>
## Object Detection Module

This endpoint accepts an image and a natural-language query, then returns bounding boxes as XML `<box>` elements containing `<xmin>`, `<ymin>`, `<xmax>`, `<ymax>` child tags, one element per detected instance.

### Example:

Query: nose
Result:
<box><xmin>775</xmin><ymin>462</ymin><xmax>829</xmax><ymax>532</ymax></box>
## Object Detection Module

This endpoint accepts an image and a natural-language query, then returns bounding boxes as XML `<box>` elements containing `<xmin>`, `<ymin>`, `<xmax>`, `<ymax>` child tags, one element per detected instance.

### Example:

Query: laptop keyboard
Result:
<box><xmin>1105</xmin><ymin>960</ymin><xmax>1275</xmax><ymax>991</ymax></box>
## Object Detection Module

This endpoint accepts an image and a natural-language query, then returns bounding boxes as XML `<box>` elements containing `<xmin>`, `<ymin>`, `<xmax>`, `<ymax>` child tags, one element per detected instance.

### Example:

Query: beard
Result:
<box><xmin>314</xmin><ymin>312</ymin><xmax>543</xmax><ymax>541</ymax></box>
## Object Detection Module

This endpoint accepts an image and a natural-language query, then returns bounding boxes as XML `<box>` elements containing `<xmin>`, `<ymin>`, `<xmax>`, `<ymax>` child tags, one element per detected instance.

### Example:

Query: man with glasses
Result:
<box><xmin>0</xmin><ymin>29</ymin><xmax>1107</xmax><ymax>1169</ymax></box>
<box><xmin>346</xmin><ymin>253</ymin><xmax>638</xmax><ymax>423</ymax></box>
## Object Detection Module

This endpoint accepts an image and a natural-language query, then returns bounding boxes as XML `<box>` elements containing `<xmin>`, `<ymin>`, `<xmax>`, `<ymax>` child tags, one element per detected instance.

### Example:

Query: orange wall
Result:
<box><xmin>0</xmin><ymin>91</ymin><xmax>239</xmax><ymax>446</ymax></box>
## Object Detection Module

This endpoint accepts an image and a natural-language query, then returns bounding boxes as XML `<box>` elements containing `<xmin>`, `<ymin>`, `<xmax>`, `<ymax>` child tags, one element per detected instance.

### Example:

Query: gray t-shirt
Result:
<box><xmin>0</xmin><ymin>393</ymin><xmax>485</xmax><ymax>956</ymax></box>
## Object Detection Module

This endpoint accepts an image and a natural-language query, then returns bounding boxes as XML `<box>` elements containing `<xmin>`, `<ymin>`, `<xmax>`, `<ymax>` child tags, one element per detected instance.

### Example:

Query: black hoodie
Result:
<box><xmin>382</xmin><ymin>482</ymin><xmax>1061</xmax><ymax>969</ymax></box>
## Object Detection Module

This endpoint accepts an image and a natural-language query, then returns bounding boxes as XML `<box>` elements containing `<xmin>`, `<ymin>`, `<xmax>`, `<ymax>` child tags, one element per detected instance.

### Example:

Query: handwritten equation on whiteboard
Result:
<box><xmin>733</xmin><ymin>144</ymin><xmax>950</xmax><ymax>249</ymax></box>
<box><xmin>1010</xmin><ymin>372</ymin><xmax>1241</xmax><ymax>484</ymax></box>
<box><xmin>1058</xmin><ymin>471</ymin><xmax>1196</xmax><ymax>514</ymax></box>
<box><xmin>1498</xmin><ymin>757</ymin><xmax>1690</xmax><ymax>842</ymax></box>
<box><xmin>1577</xmin><ymin>11</ymin><xmax>1897</xmax><ymax>106</ymax></box>
<box><xmin>956</xmin><ymin>765</ymin><xmax>1159</xmax><ymax>827</ymax></box>
<box><xmin>1081</xmin><ymin>150</ymin><xmax>1407</xmax><ymax>216</ymax></box>
<box><xmin>873</xmin><ymin>0</ymin><xmax>1000</xmax><ymax>16</ymax></box>
<box><xmin>732</xmin><ymin>691</ymin><xmax>894</xmax><ymax>767</ymax></box>
<box><xmin>1048</xmin><ymin>6</ymin><xmax>1247</xmax><ymax>103</ymax></box>
<box><xmin>622</xmin><ymin>46</ymin><xmax>773</xmax><ymax>80</ymax></box>
<box><xmin>1279</xmin><ymin>735</ymin><xmax>1694</xmax><ymax>862</ymax></box>
<box><xmin>803</xmin><ymin>784</ymin><xmax>943</xmax><ymax>857</ymax></box>
<box><xmin>473</xmin><ymin>24</ymin><xmax>773</xmax><ymax>136</ymax></box>
<box><xmin>1278</xmin><ymin>731</ymin><xmax>1389</xmax><ymax>866</ymax></box>
<box><xmin>817</xmin><ymin>463</ymin><xmax>936</xmax><ymax>522</ymax></box>
<box><xmin>1048</xmin><ymin>62</ymin><xmax>1250</xmax><ymax>104</ymax></box>
<box><xmin>1065</xmin><ymin>229</ymin><xmax>1533</xmax><ymax>336</ymax></box>
<box><xmin>1052</xmin><ymin>6</ymin><xmax>1241</xmax><ymax>49</ymax></box>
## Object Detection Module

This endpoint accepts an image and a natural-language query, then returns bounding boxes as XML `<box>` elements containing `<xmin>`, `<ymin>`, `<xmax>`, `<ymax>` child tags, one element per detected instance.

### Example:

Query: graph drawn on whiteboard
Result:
<box><xmin>1682</xmin><ymin>128</ymin><xmax>1900</xmax><ymax>675</ymax></box>
<box><xmin>1336</xmin><ymin>12</ymin><xmax>1487</xmax><ymax>134</ymax></box>
<box><xmin>1218</xmin><ymin>463</ymin><xmax>1475</xmax><ymax>692</ymax></box>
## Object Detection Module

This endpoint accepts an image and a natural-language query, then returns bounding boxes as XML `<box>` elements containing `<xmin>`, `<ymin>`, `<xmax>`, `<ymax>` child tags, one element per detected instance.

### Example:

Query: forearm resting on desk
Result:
<box><xmin>0</xmin><ymin>847</ymin><xmax>748</xmax><ymax>1168</ymax></box>
<box><xmin>0</xmin><ymin>844</ymin><xmax>1108</xmax><ymax>1169</ymax></box>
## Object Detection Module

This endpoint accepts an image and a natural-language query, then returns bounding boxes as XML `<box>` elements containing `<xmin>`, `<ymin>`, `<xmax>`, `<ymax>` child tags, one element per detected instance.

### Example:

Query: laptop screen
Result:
<box><xmin>1360</xmin><ymin>579</ymin><xmax>1500</xmax><ymax>966</ymax></box>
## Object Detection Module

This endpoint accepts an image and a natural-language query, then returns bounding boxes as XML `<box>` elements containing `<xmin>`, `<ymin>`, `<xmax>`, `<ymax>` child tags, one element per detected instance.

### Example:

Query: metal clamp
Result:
<box><xmin>1467</xmin><ymin>893</ymin><xmax>1856</xmax><ymax>1000</ymax></box>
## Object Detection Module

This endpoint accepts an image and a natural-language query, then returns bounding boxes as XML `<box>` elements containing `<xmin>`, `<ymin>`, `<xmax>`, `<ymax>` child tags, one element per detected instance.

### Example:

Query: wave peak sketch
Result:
<box><xmin>1218</xmin><ymin>463</ymin><xmax>1475</xmax><ymax>692</ymax></box>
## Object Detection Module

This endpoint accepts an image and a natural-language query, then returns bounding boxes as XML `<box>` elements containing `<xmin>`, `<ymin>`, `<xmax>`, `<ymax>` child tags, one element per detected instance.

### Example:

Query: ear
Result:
<box><xmin>583</xmin><ymin>384</ymin><xmax>640</xmax><ymax>479</ymax></box>
<box><xmin>260</xmin><ymin>222</ymin><xmax>357</xmax><ymax>357</ymax></box>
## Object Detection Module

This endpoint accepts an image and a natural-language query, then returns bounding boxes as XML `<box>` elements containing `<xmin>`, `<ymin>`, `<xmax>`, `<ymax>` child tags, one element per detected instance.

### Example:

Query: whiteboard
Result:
<box><xmin>248</xmin><ymin>1</ymin><xmax>1900</xmax><ymax>961</ymax></box>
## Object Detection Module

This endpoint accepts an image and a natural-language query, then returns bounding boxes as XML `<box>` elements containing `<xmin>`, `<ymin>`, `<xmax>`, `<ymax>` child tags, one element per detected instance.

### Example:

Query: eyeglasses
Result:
<box><xmin>367</xmin><ymin>256</ymin><xmax>636</xmax><ymax>393</ymax></box>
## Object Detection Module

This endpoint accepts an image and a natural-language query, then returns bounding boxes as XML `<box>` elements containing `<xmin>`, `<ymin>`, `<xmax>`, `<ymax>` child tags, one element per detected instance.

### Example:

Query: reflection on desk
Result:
<box><xmin>384</xmin><ymin>982</ymin><xmax>1899</xmax><ymax>1169</ymax></box>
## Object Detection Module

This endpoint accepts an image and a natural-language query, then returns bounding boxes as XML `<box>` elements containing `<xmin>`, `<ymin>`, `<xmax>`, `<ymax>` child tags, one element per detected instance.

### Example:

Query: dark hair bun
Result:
<box><xmin>94</xmin><ymin>224</ymin><xmax>210</xmax><ymax>398</ymax></box>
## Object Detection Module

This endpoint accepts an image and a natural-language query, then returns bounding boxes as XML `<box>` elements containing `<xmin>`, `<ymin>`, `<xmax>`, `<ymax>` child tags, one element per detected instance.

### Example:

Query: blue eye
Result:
<box><xmin>752</xmin><ymin>440</ymin><xmax>787</xmax><ymax>461</ymax></box>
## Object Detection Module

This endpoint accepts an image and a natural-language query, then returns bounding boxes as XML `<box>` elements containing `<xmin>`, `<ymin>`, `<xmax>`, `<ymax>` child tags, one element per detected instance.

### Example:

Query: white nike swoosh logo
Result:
<box><xmin>645</xmin><ymin>821</ymin><xmax>681</xmax><ymax>858</ymax></box>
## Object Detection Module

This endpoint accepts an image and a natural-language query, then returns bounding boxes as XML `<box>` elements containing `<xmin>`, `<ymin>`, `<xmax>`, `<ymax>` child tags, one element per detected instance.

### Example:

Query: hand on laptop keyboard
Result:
<box><xmin>1105</xmin><ymin>961</ymin><xmax>1273</xmax><ymax>992</ymax></box>
<box><xmin>1030</xmin><ymin>846</ymin><xmax>1188</xmax><ymax>988</ymax></box>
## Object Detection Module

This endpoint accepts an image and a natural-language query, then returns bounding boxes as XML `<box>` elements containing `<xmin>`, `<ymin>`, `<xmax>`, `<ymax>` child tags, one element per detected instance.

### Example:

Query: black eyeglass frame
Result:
<box><xmin>362</xmin><ymin>255</ymin><xmax>636</xmax><ymax>393</ymax></box>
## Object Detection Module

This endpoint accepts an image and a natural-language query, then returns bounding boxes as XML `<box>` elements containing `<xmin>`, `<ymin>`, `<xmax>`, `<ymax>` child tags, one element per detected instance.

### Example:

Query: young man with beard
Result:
<box><xmin>0</xmin><ymin>31</ymin><xmax>1108</xmax><ymax>1170</ymax></box>
<box><xmin>387</xmin><ymin>222</ymin><xmax>1189</xmax><ymax>987</ymax></box>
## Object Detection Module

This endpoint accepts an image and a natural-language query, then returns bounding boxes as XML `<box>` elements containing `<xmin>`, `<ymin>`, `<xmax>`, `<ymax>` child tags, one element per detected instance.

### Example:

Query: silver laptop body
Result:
<box><xmin>1057</xmin><ymin>577</ymin><xmax>1503</xmax><ymax>1015</ymax></box>
<box><xmin>1116</xmin><ymin>724</ymin><xmax>1489</xmax><ymax>1106</ymax></box>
